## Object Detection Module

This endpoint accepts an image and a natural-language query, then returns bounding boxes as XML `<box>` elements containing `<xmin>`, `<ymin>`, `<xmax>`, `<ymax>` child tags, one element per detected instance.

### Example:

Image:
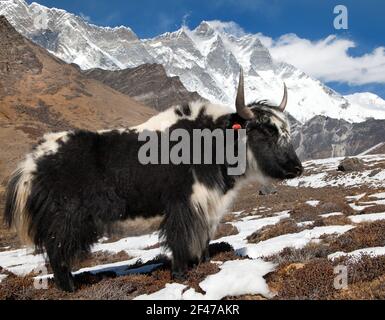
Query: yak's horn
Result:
<box><xmin>236</xmin><ymin>68</ymin><xmax>254</xmax><ymax>120</ymax></box>
<box><xmin>278</xmin><ymin>83</ymin><xmax>288</xmax><ymax>111</ymax></box>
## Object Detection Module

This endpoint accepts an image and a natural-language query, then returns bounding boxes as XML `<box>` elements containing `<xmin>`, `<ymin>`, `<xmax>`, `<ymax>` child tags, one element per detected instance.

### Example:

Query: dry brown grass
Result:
<box><xmin>313</xmin><ymin>214</ymin><xmax>351</xmax><ymax>227</ymax></box>
<box><xmin>74</xmin><ymin>251</ymin><xmax>132</xmax><ymax>270</ymax></box>
<box><xmin>267</xmin><ymin>259</ymin><xmax>336</xmax><ymax>300</ymax></box>
<box><xmin>333</xmin><ymin>275</ymin><xmax>385</xmax><ymax>300</ymax></box>
<box><xmin>333</xmin><ymin>254</ymin><xmax>385</xmax><ymax>284</ymax></box>
<box><xmin>247</xmin><ymin>218</ymin><xmax>304</xmax><ymax>243</ymax></box>
<box><xmin>266</xmin><ymin>242</ymin><xmax>334</xmax><ymax>265</ymax></box>
<box><xmin>213</xmin><ymin>223</ymin><xmax>239</xmax><ymax>240</ymax></box>
<box><xmin>329</xmin><ymin>221</ymin><xmax>385</xmax><ymax>253</ymax></box>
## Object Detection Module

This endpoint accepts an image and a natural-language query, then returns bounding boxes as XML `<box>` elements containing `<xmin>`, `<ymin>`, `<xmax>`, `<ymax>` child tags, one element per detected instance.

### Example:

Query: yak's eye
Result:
<box><xmin>263</xmin><ymin>124</ymin><xmax>278</xmax><ymax>136</ymax></box>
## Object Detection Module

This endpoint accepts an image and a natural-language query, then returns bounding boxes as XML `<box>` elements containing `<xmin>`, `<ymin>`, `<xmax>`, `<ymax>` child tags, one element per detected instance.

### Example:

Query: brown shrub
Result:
<box><xmin>333</xmin><ymin>275</ymin><xmax>385</xmax><ymax>300</ymax></box>
<box><xmin>266</xmin><ymin>242</ymin><xmax>334</xmax><ymax>265</ymax></box>
<box><xmin>213</xmin><ymin>223</ymin><xmax>239</xmax><ymax>240</ymax></box>
<box><xmin>313</xmin><ymin>215</ymin><xmax>351</xmax><ymax>227</ymax></box>
<box><xmin>247</xmin><ymin>219</ymin><xmax>303</xmax><ymax>243</ymax></box>
<box><xmin>329</xmin><ymin>221</ymin><xmax>385</xmax><ymax>253</ymax></box>
<box><xmin>74</xmin><ymin>251</ymin><xmax>132</xmax><ymax>270</ymax></box>
<box><xmin>267</xmin><ymin>259</ymin><xmax>336</xmax><ymax>300</ymax></box>
<box><xmin>333</xmin><ymin>254</ymin><xmax>385</xmax><ymax>284</ymax></box>
<box><xmin>0</xmin><ymin>275</ymin><xmax>35</xmax><ymax>300</ymax></box>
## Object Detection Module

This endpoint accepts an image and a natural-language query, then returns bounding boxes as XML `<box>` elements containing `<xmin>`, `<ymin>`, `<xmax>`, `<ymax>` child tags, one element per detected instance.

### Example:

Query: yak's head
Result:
<box><xmin>235</xmin><ymin>68</ymin><xmax>303</xmax><ymax>180</ymax></box>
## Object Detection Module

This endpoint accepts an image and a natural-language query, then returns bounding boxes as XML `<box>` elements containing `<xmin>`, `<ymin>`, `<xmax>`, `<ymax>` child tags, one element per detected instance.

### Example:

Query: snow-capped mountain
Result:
<box><xmin>1</xmin><ymin>0</ymin><xmax>385</xmax><ymax>123</ymax></box>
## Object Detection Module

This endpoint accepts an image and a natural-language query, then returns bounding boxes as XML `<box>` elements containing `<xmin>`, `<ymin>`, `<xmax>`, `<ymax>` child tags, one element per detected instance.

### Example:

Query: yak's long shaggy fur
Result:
<box><xmin>4</xmin><ymin>97</ymin><xmax>302</xmax><ymax>292</ymax></box>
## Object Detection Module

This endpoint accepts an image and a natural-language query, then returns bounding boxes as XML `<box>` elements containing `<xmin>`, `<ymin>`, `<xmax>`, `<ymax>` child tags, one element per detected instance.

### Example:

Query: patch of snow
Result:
<box><xmin>183</xmin><ymin>259</ymin><xmax>275</xmax><ymax>300</ymax></box>
<box><xmin>0</xmin><ymin>274</ymin><xmax>7</xmax><ymax>283</ymax></box>
<box><xmin>0</xmin><ymin>232</ymin><xmax>164</xmax><ymax>276</ymax></box>
<box><xmin>369</xmin><ymin>192</ymin><xmax>385</xmax><ymax>199</ymax></box>
<box><xmin>0</xmin><ymin>248</ymin><xmax>46</xmax><ymax>276</ymax></box>
<box><xmin>136</xmin><ymin>259</ymin><xmax>275</xmax><ymax>300</ymax></box>
<box><xmin>320</xmin><ymin>212</ymin><xmax>343</xmax><ymax>218</ymax></box>
<box><xmin>360</xmin><ymin>200</ymin><xmax>385</xmax><ymax>206</ymax></box>
<box><xmin>346</xmin><ymin>193</ymin><xmax>366</xmax><ymax>201</ymax></box>
<box><xmin>135</xmin><ymin>283</ymin><xmax>187</xmax><ymax>300</ymax></box>
<box><xmin>286</xmin><ymin>173</ymin><xmax>328</xmax><ymax>188</ymax></box>
<box><xmin>214</xmin><ymin>211</ymin><xmax>290</xmax><ymax>250</ymax></box>
<box><xmin>349</xmin><ymin>203</ymin><xmax>375</xmax><ymax>211</ymax></box>
<box><xmin>348</xmin><ymin>212</ymin><xmax>385</xmax><ymax>223</ymax></box>
<box><xmin>92</xmin><ymin>233</ymin><xmax>159</xmax><ymax>253</ymax></box>
<box><xmin>306</xmin><ymin>200</ymin><xmax>320</xmax><ymax>207</ymax></box>
<box><xmin>297</xmin><ymin>221</ymin><xmax>314</xmax><ymax>227</ymax></box>
<box><xmin>241</xmin><ymin>225</ymin><xmax>355</xmax><ymax>259</ymax></box>
<box><xmin>328</xmin><ymin>247</ymin><xmax>385</xmax><ymax>260</ymax></box>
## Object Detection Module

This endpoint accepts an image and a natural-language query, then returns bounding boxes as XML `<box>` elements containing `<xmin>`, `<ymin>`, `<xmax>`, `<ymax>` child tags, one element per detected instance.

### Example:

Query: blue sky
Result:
<box><xmin>27</xmin><ymin>0</ymin><xmax>385</xmax><ymax>98</ymax></box>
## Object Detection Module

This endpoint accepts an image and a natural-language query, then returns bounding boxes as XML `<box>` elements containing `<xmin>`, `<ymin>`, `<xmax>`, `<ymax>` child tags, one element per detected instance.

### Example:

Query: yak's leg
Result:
<box><xmin>45</xmin><ymin>241</ymin><xmax>75</xmax><ymax>292</ymax></box>
<box><xmin>43</xmin><ymin>208</ymin><xmax>101</xmax><ymax>292</ymax></box>
<box><xmin>161</xmin><ymin>202</ymin><xmax>210</xmax><ymax>280</ymax></box>
<box><xmin>201</xmin><ymin>240</ymin><xmax>210</xmax><ymax>263</ymax></box>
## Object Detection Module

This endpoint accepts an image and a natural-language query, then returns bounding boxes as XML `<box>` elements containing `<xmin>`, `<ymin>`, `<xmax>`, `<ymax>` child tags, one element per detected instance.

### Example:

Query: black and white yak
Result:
<box><xmin>4</xmin><ymin>70</ymin><xmax>303</xmax><ymax>292</ymax></box>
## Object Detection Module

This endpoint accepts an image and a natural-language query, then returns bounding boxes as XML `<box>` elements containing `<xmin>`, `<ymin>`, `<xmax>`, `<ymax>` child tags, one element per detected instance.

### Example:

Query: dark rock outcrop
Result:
<box><xmin>84</xmin><ymin>64</ymin><xmax>204</xmax><ymax>111</ymax></box>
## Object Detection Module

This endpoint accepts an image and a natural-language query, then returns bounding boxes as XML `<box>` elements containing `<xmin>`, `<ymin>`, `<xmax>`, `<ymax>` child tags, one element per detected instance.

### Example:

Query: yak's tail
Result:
<box><xmin>4</xmin><ymin>156</ymin><xmax>35</xmax><ymax>244</ymax></box>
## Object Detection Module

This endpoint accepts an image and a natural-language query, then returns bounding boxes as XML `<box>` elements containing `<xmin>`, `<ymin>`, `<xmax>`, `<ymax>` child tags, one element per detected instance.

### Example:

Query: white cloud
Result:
<box><xmin>204</xmin><ymin>20</ymin><xmax>246</xmax><ymax>37</ymax></box>
<box><xmin>258</xmin><ymin>33</ymin><xmax>385</xmax><ymax>85</ymax></box>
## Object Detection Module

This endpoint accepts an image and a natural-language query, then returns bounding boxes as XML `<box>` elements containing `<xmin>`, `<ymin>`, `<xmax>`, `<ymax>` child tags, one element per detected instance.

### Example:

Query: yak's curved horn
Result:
<box><xmin>236</xmin><ymin>68</ymin><xmax>254</xmax><ymax>120</ymax></box>
<box><xmin>278</xmin><ymin>83</ymin><xmax>288</xmax><ymax>111</ymax></box>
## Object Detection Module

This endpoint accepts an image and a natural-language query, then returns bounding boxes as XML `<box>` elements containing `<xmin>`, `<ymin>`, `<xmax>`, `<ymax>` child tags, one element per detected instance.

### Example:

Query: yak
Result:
<box><xmin>4</xmin><ymin>70</ymin><xmax>303</xmax><ymax>292</ymax></box>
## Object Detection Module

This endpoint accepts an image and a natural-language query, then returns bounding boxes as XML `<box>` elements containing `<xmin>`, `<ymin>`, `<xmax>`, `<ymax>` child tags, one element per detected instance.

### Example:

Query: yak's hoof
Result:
<box><xmin>172</xmin><ymin>271</ymin><xmax>188</xmax><ymax>281</ymax></box>
<box><xmin>201</xmin><ymin>253</ymin><xmax>210</xmax><ymax>263</ymax></box>
<box><xmin>55</xmin><ymin>274</ymin><xmax>75</xmax><ymax>292</ymax></box>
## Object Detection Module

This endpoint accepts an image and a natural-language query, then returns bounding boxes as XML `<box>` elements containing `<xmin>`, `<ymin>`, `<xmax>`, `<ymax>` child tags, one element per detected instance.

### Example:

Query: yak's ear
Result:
<box><xmin>278</xmin><ymin>83</ymin><xmax>288</xmax><ymax>111</ymax></box>
<box><xmin>236</xmin><ymin>68</ymin><xmax>254</xmax><ymax>120</ymax></box>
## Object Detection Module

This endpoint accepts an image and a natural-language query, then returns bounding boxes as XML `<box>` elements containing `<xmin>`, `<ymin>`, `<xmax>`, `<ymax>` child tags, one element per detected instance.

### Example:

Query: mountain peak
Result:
<box><xmin>1</xmin><ymin>2</ymin><xmax>385</xmax><ymax>123</ymax></box>
<box><xmin>193</xmin><ymin>20</ymin><xmax>246</xmax><ymax>38</ymax></box>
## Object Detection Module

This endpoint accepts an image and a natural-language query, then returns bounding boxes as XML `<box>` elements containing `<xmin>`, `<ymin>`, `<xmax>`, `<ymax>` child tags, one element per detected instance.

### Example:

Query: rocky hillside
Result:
<box><xmin>0</xmin><ymin>15</ymin><xmax>155</xmax><ymax>180</ymax></box>
<box><xmin>291</xmin><ymin>116</ymin><xmax>385</xmax><ymax>160</ymax></box>
<box><xmin>84</xmin><ymin>64</ymin><xmax>203</xmax><ymax>111</ymax></box>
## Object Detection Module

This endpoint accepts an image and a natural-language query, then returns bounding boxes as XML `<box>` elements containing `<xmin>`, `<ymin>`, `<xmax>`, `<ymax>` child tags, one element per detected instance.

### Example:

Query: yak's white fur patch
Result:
<box><xmin>190</xmin><ymin>152</ymin><xmax>269</xmax><ymax>239</ymax></box>
<box><xmin>190</xmin><ymin>180</ymin><xmax>236</xmax><ymax>238</ymax></box>
<box><xmin>132</xmin><ymin>100</ymin><xmax>232</xmax><ymax>133</ymax></box>
<box><xmin>33</xmin><ymin>131</ymin><xmax>71</xmax><ymax>159</ymax></box>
